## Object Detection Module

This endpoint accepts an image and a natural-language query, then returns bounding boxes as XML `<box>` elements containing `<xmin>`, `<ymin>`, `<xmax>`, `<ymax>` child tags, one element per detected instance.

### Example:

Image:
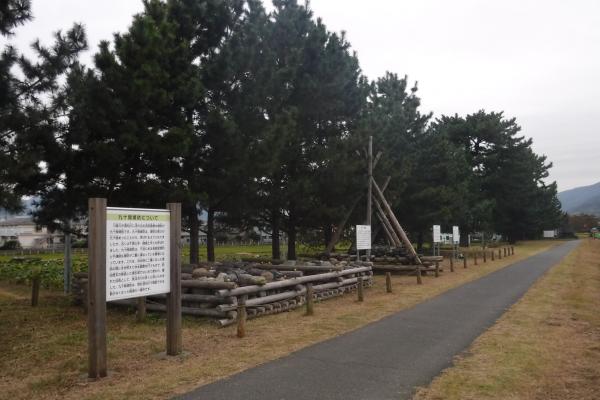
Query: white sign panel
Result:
<box><xmin>356</xmin><ymin>225</ymin><xmax>372</xmax><ymax>250</ymax></box>
<box><xmin>543</xmin><ymin>230</ymin><xmax>556</xmax><ymax>238</ymax></box>
<box><xmin>433</xmin><ymin>225</ymin><xmax>441</xmax><ymax>243</ymax></box>
<box><xmin>106</xmin><ymin>207</ymin><xmax>170</xmax><ymax>301</ymax></box>
<box><xmin>452</xmin><ymin>225</ymin><xmax>460</xmax><ymax>244</ymax></box>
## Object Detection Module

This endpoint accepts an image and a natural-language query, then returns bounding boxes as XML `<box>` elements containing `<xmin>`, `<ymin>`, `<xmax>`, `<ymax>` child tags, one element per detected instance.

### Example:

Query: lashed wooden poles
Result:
<box><xmin>378</xmin><ymin>216</ymin><xmax>396</xmax><ymax>246</ymax></box>
<box><xmin>326</xmin><ymin>196</ymin><xmax>362</xmax><ymax>254</ymax></box>
<box><xmin>326</xmin><ymin>173</ymin><xmax>390</xmax><ymax>254</ymax></box>
<box><xmin>371</xmin><ymin>178</ymin><xmax>422</xmax><ymax>265</ymax></box>
<box><xmin>366</xmin><ymin>136</ymin><xmax>373</xmax><ymax>260</ymax></box>
<box><xmin>374</xmin><ymin>197</ymin><xmax>402</xmax><ymax>247</ymax></box>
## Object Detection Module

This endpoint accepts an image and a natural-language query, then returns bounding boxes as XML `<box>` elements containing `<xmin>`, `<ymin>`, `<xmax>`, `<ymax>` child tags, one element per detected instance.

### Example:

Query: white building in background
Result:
<box><xmin>0</xmin><ymin>217</ymin><xmax>61</xmax><ymax>248</ymax></box>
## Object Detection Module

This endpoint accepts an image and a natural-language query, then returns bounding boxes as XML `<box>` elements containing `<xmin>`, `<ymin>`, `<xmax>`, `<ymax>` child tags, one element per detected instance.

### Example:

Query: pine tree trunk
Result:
<box><xmin>271</xmin><ymin>211</ymin><xmax>281</xmax><ymax>260</ymax></box>
<box><xmin>417</xmin><ymin>232</ymin><xmax>424</xmax><ymax>254</ymax></box>
<box><xmin>323</xmin><ymin>224</ymin><xmax>333</xmax><ymax>249</ymax></box>
<box><xmin>188</xmin><ymin>203</ymin><xmax>199</xmax><ymax>264</ymax></box>
<box><xmin>287</xmin><ymin>225</ymin><xmax>297</xmax><ymax>260</ymax></box>
<box><xmin>207</xmin><ymin>207</ymin><xmax>215</xmax><ymax>262</ymax></box>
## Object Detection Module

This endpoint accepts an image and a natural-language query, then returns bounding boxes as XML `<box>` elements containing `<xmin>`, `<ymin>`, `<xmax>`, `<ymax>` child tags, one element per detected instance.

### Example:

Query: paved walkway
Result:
<box><xmin>178</xmin><ymin>241</ymin><xmax>580</xmax><ymax>400</ymax></box>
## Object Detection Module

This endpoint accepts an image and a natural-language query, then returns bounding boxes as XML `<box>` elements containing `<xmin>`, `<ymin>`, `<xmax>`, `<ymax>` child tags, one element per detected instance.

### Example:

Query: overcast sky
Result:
<box><xmin>6</xmin><ymin>0</ymin><xmax>600</xmax><ymax>191</ymax></box>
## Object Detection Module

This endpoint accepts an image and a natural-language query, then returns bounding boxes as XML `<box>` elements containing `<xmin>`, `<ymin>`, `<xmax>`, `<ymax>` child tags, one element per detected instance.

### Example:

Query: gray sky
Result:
<box><xmin>6</xmin><ymin>0</ymin><xmax>600</xmax><ymax>191</ymax></box>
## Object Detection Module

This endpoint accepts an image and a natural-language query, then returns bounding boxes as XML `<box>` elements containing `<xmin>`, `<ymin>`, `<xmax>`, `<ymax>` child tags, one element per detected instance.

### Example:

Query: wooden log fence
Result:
<box><xmin>73</xmin><ymin>263</ymin><xmax>373</xmax><ymax>327</ymax></box>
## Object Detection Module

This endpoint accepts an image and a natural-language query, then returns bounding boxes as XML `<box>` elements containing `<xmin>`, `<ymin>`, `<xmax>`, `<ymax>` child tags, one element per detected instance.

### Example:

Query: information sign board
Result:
<box><xmin>356</xmin><ymin>225</ymin><xmax>372</xmax><ymax>250</ymax></box>
<box><xmin>452</xmin><ymin>225</ymin><xmax>460</xmax><ymax>244</ymax></box>
<box><xmin>433</xmin><ymin>225</ymin><xmax>441</xmax><ymax>243</ymax></box>
<box><xmin>106</xmin><ymin>207</ymin><xmax>170</xmax><ymax>301</ymax></box>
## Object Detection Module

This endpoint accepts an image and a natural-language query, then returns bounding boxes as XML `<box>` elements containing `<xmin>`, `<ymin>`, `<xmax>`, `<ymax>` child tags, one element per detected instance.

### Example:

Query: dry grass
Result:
<box><xmin>414</xmin><ymin>239</ymin><xmax>600</xmax><ymax>400</ymax></box>
<box><xmin>0</xmin><ymin>241</ymin><xmax>561</xmax><ymax>400</ymax></box>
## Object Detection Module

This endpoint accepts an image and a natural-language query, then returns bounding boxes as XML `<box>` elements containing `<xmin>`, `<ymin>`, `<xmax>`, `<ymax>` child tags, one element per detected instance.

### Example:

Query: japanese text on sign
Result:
<box><xmin>106</xmin><ymin>208</ymin><xmax>170</xmax><ymax>301</ymax></box>
<box><xmin>452</xmin><ymin>225</ymin><xmax>460</xmax><ymax>244</ymax></box>
<box><xmin>356</xmin><ymin>225</ymin><xmax>371</xmax><ymax>250</ymax></box>
<box><xmin>433</xmin><ymin>225</ymin><xmax>441</xmax><ymax>243</ymax></box>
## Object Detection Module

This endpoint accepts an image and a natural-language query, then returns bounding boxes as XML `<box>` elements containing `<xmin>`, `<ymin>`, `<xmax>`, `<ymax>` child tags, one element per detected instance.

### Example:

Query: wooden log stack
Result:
<box><xmin>72</xmin><ymin>260</ymin><xmax>373</xmax><ymax>327</ymax></box>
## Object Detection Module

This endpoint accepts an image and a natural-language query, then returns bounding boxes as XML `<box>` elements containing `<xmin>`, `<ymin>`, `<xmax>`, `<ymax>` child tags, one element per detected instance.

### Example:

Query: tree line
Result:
<box><xmin>0</xmin><ymin>0</ymin><xmax>563</xmax><ymax>262</ymax></box>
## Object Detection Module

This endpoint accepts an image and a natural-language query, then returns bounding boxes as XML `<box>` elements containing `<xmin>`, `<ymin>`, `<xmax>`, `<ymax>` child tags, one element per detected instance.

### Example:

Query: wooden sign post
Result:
<box><xmin>166</xmin><ymin>203</ymin><xmax>182</xmax><ymax>355</ymax></box>
<box><xmin>88</xmin><ymin>198</ymin><xmax>107</xmax><ymax>379</ymax></box>
<box><xmin>87</xmin><ymin>199</ymin><xmax>182</xmax><ymax>380</ymax></box>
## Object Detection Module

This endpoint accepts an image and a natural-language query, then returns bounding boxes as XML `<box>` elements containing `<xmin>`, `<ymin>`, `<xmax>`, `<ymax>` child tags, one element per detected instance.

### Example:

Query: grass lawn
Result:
<box><xmin>414</xmin><ymin>238</ymin><xmax>600</xmax><ymax>400</ymax></box>
<box><xmin>0</xmin><ymin>240</ymin><xmax>565</xmax><ymax>400</ymax></box>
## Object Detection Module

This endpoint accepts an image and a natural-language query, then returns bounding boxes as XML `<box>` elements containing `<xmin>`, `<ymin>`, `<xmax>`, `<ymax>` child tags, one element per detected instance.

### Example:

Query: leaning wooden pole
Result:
<box><xmin>374</xmin><ymin>199</ymin><xmax>402</xmax><ymax>247</ymax></box>
<box><xmin>366</xmin><ymin>136</ymin><xmax>373</xmax><ymax>260</ymax></box>
<box><xmin>326</xmin><ymin>176</ymin><xmax>391</xmax><ymax>254</ymax></box>
<box><xmin>377</xmin><ymin>213</ymin><xmax>397</xmax><ymax>246</ymax></box>
<box><xmin>325</xmin><ymin>195</ymin><xmax>362</xmax><ymax>254</ymax></box>
<box><xmin>371</xmin><ymin>178</ymin><xmax>422</xmax><ymax>264</ymax></box>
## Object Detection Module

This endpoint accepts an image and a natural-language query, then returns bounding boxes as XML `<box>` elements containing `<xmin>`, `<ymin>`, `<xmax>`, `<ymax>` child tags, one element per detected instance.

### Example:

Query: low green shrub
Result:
<box><xmin>0</xmin><ymin>258</ymin><xmax>88</xmax><ymax>289</ymax></box>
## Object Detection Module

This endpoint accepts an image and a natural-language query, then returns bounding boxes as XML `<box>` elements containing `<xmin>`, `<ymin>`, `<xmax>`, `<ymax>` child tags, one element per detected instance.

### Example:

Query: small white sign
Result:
<box><xmin>543</xmin><ymin>230</ymin><xmax>557</xmax><ymax>238</ymax></box>
<box><xmin>433</xmin><ymin>225</ymin><xmax>441</xmax><ymax>243</ymax></box>
<box><xmin>452</xmin><ymin>225</ymin><xmax>460</xmax><ymax>244</ymax></box>
<box><xmin>106</xmin><ymin>207</ymin><xmax>170</xmax><ymax>301</ymax></box>
<box><xmin>356</xmin><ymin>225</ymin><xmax>371</xmax><ymax>250</ymax></box>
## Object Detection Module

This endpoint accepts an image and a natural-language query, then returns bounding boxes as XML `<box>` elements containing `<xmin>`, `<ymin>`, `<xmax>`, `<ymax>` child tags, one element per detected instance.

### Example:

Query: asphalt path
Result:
<box><xmin>177</xmin><ymin>240</ymin><xmax>580</xmax><ymax>400</ymax></box>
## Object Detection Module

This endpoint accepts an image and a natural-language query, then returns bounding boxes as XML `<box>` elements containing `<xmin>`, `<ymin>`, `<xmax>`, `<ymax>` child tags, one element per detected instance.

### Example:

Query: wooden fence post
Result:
<box><xmin>166</xmin><ymin>203</ymin><xmax>182</xmax><ymax>356</ymax></box>
<box><xmin>450</xmin><ymin>256</ymin><xmax>454</xmax><ymax>272</ymax></box>
<box><xmin>498</xmin><ymin>248</ymin><xmax>502</xmax><ymax>259</ymax></box>
<box><xmin>237</xmin><ymin>294</ymin><xmax>247</xmax><ymax>338</ymax></box>
<box><xmin>357</xmin><ymin>276</ymin><xmax>364</xmax><ymax>301</ymax></box>
<box><xmin>305</xmin><ymin>283</ymin><xmax>314</xmax><ymax>315</ymax></box>
<box><xmin>511</xmin><ymin>246</ymin><xmax>514</xmax><ymax>255</ymax></box>
<box><xmin>385</xmin><ymin>272</ymin><xmax>392</xmax><ymax>293</ymax></box>
<box><xmin>88</xmin><ymin>198</ymin><xmax>107</xmax><ymax>379</ymax></box>
<box><xmin>463</xmin><ymin>256</ymin><xmax>467</xmax><ymax>269</ymax></box>
<box><xmin>31</xmin><ymin>275</ymin><xmax>40</xmax><ymax>307</ymax></box>
<box><xmin>435</xmin><ymin>262</ymin><xmax>440</xmax><ymax>277</ymax></box>
<box><xmin>474</xmin><ymin>252</ymin><xmax>478</xmax><ymax>265</ymax></box>
<box><xmin>483</xmin><ymin>250</ymin><xmax>487</xmax><ymax>263</ymax></box>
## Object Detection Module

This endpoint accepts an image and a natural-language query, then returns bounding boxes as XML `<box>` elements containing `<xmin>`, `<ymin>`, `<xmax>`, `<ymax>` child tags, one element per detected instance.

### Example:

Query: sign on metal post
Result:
<box><xmin>433</xmin><ymin>225</ymin><xmax>441</xmax><ymax>243</ymax></box>
<box><xmin>452</xmin><ymin>226</ymin><xmax>460</xmax><ymax>244</ymax></box>
<box><xmin>106</xmin><ymin>208</ymin><xmax>171</xmax><ymax>301</ymax></box>
<box><xmin>356</xmin><ymin>225</ymin><xmax>371</xmax><ymax>250</ymax></box>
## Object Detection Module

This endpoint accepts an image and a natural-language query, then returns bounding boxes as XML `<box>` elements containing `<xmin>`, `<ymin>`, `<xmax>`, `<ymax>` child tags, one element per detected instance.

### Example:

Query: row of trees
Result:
<box><xmin>1</xmin><ymin>0</ymin><xmax>563</xmax><ymax>262</ymax></box>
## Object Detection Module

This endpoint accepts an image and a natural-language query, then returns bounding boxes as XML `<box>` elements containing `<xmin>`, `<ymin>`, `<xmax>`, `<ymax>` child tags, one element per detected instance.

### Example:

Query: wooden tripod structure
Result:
<box><xmin>325</xmin><ymin>136</ymin><xmax>422</xmax><ymax>266</ymax></box>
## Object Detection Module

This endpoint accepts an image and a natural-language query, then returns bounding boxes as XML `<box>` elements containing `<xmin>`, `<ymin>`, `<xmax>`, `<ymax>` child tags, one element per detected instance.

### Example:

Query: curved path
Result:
<box><xmin>177</xmin><ymin>241</ymin><xmax>580</xmax><ymax>400</ymax></box>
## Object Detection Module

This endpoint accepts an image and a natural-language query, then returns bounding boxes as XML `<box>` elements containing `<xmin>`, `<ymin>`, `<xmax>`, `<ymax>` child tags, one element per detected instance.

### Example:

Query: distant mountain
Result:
<box><xmin>558</xmin><ymin>182</ymin><xmax>600</xmax><ymax>216</ymax></box>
